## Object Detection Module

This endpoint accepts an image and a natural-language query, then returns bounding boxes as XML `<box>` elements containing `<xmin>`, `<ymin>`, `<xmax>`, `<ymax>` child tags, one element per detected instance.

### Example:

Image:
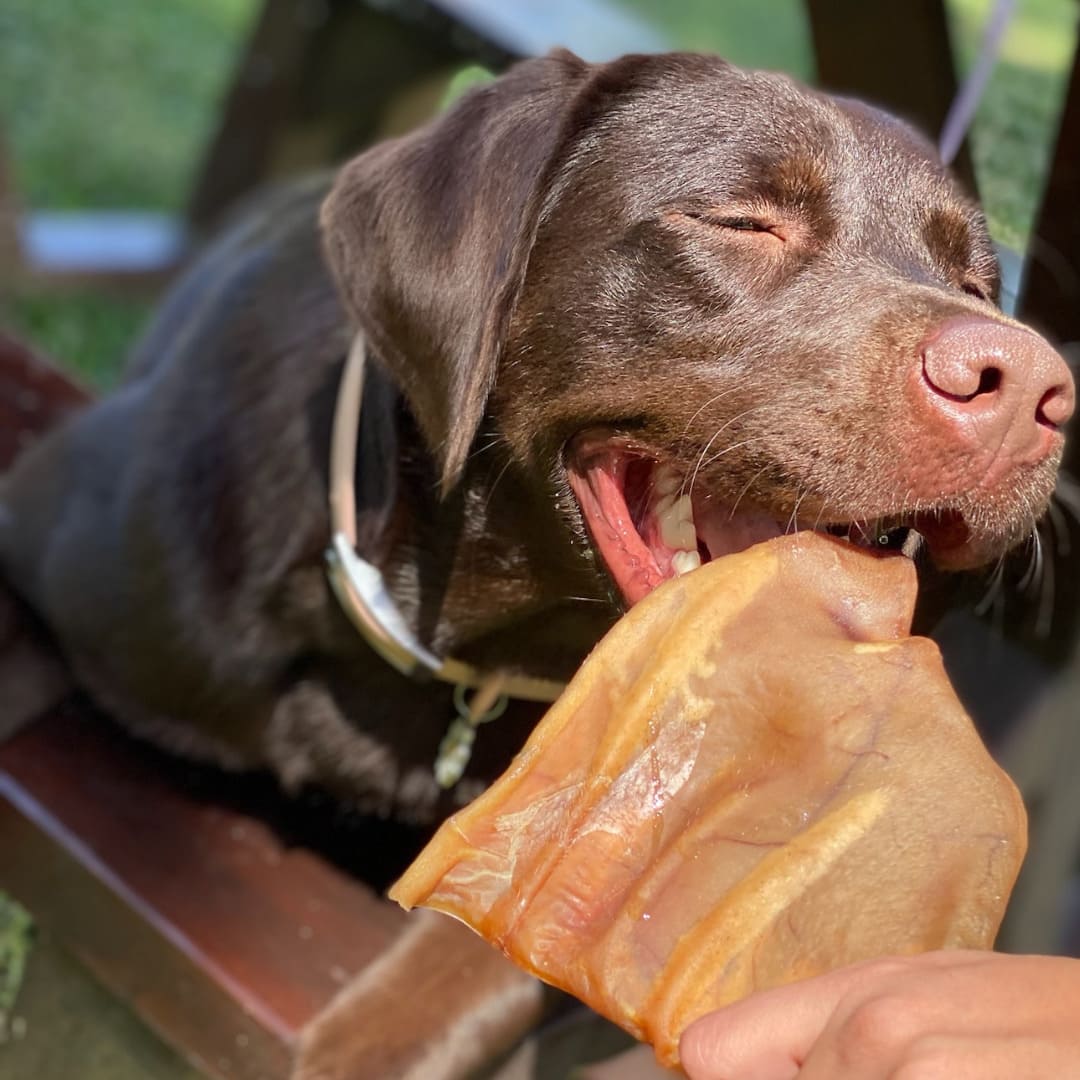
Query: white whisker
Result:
<box><xmin>684</xmin><ymin>406</ymin><xmax>771</xmax><ymax>500</ymax></box>
<box><xmin>482</xmin><ymin>458</ymin><xmax>514</xmax><ymax>509</ymax></box>
<box><xmin>1035</xmin><ymin>526</ymin><xmax>1056</xmax><ymax>638</ymax></box>
<box><xmin>678</xmin><ymin>383</ymin><xmax>753</xmax><ymax>440</ymax></box>
<box><xmin>973</xmin><ymin>554</ymin><xmax>1007</xmax><ymax>619</ymax></box>
<box><xmin>1016</xmin><ymin>530</ymin><xmax>1039</xmax><ymax>593</ymax></box>
<box><xmin>1046</xmin><ymin>499</ymin><xmax>1072</xmax><ymax>557</ymax></box>
<box><xmin>785</xmin><ymin>487</ymin><xmax>808</xmax><ymax>536</ymax></box>
<box><xmin>729</xmin><ymin>465</ymin><xmax>772</xmax><ymax>519</ymax></box>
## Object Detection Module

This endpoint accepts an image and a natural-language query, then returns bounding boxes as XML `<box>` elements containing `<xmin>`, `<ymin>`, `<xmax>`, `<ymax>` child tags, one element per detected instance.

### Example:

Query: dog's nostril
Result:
<box><xmin>1037</xmin><ymin>383</ymin><xmax>1073</xmax><ymax>430</ymax></box>
<box><xmin>976</xmin><ymin>367</ymin><xmax>1000</xmax><ymax>396</ymax></box>
<box><xmin>921</xmin><ymin>352</ymin><xmax>1001</xmax><ymax>403</ymax></box>
<box><xmin>972</xmin><ymin>366</ymin><xmax>1001</xmax><ymax>399</ymax></box>
<box><xmin>916</xmin><ymin>317</ymin><xmax>1075</xmax><ymax>456</ymax></box>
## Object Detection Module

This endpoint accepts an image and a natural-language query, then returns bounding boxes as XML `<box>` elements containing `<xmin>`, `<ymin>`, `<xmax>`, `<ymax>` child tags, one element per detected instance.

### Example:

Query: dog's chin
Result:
<box><xmin>563</xmin><ymin>429</ymin><xmax>1038</xmax><ymax>607</ymax></box>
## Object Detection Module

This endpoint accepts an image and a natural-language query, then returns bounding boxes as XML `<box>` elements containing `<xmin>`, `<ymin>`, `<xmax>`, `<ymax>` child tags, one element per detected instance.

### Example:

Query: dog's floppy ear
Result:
<box><xmin>321</xmin><ymin>50</ymin><xmax>623</xmax><ymax>492</ymax></box>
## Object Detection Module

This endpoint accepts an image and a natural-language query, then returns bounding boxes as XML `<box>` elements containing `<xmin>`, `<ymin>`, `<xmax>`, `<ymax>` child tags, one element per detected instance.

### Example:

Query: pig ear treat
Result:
<box><xmin>389</xmin><ymin>533</ymin><xmax>1026</xmax><ymax>1068</ymax></box>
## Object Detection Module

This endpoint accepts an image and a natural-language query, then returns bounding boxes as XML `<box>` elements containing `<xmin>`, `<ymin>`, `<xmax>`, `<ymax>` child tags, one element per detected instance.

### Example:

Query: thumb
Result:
<box><xmin>678</xmin><ymin>963</ymin><xmax>890</xmax><ymax>1079</ymax></box>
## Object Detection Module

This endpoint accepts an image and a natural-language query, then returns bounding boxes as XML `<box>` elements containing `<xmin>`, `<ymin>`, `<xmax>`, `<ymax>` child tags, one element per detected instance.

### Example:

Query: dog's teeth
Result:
<box><xmin>902</xmin><ymin>529</ymin><xmax>925</xmax><ymax>559</ymax></box>
<box><xmin>652</xmin><ymin>471</ymin><xmax>699</xmax><ymax>569</ymax></box>
<box><xmin>652</xmin><ymin>464</ymin><xmax>683</xmax><ymax>498</ymax></box>
<box><xmin>672</xmin><ymin>549</ymin><xmax>702</xmax><ymax>576</ymax></box>
<box><xmin>658</xmin><ymin>494</ymin><xmax>696</xmax><ymax>551</ymax></box>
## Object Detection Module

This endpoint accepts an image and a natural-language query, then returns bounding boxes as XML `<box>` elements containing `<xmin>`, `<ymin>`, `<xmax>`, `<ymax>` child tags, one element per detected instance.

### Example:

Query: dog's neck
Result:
<box><xmin>349</xmin><ymin>357</ymin><xmax>617</xmax><ymax>686</ymax></box>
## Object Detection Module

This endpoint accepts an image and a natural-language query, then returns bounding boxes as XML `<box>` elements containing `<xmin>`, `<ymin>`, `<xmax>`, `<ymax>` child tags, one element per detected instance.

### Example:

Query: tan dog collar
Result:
<box><xmin>325</xmin><ymin>333</ymin><xmax>566</xmax><ymax>782</ymax></box>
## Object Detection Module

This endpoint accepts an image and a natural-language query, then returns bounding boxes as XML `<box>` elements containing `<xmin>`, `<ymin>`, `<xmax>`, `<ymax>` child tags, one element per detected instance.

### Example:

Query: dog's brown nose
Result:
<box><xmin>916</xmin><ymin>316</ymin><xmax>1074</xmax><ymax>471</ymax></box>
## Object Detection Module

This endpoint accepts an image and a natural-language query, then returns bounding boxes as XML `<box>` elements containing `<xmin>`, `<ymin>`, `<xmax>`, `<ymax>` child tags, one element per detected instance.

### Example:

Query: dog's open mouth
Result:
<box><xmin>565</xmin><ymin>431</ymin><xmax>973</xmax><ymax>605</ymax></box>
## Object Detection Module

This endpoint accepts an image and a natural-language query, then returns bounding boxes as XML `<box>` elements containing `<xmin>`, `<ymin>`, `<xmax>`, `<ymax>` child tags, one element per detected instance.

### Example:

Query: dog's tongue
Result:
<box><xmin>390</xmin><ymin>533</ymin><xmax>1026</xmax><ymax>1068</ymax></box>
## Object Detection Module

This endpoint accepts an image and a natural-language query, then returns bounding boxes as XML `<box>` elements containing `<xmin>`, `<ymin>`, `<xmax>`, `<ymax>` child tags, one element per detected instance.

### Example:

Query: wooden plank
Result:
<box><xmin>0</xmin><ymin>706</ymin><xmax>409</xmax><ymax>1080</ymax></box>
<box><xmin>0</xmin><ymin>332</ymin><xmax>92</xmax><ymax>471</ymax></box>
<box><xmin>0</xmin><ymin>334</ymin><xmax>87</xmax><ymax>735</ymax></box>
<box><xmin>187</xmin><ymin>0</ymin><xmax>471</xmax><ymax>229</ymax></box>
<box><xmin>186</xmin><ymin>0</ymin><xmax>324</xmax><ymax>230</ymax></box>
<box><xmin>186</xmin><ymin>0</ymin><xmax>665</xmax><ymax>230</ymax></box>
<box><xmin>19</xmin><ymin>211</ymin><xmax>186</xmax><ymax>276</ymax></box>
<box><xmin>806</xmin><ymin>0</ymin><xmax>978</xmax><ymax>194</ymax></box>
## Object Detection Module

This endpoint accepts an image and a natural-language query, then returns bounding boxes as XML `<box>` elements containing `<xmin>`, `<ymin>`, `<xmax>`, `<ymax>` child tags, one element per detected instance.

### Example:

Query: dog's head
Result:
<box><xmin>321</xmin><ymin>51</ymin><xmax>1073</xmax><ymax>618</ymax></box>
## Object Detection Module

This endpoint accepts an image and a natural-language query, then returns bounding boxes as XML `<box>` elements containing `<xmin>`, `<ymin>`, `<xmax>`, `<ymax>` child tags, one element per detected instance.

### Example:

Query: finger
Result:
<box><xmin>679</xmin><ymin>965</ymin><xmax>877</xmax><ymax>1079</ymax></box>
<box><xmin>878</xmin><ymin>1033</ymin><xmax>1068</xmax><ymax>1080</ymax></box>
<box><xmin>793</xmin><ymin>956</ymin><xmax>1017</xmax><ymax>1080</ymax></box>
<box><xmin>678</xmin><ymin>954</ymin><xmax>984</xmax><ymax>1080</ymax></box>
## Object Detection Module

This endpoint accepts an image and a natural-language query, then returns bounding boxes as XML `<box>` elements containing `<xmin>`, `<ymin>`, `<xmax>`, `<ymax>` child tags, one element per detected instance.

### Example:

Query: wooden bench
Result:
<box><xmin>0</xmin><ymin>706</ymin><xmax>406</xmax><ymax>1080</ymax></box>
<box><xmin>186</xmin><ymin>0</ymin><xmax>665</xmax><ymax>230</ymax></box>
<box><xmin>0</xmin><ymin>337</ymin><xmax>408</xmax><ymax>1078</ymax></box>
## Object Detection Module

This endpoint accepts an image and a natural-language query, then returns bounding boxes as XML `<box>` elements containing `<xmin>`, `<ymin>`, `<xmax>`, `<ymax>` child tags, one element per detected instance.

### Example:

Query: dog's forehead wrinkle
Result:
<box><xmin>549</xmin><ymin>66</ymin><xmax>847</xmax><ymax>217</ymax></box>
<box><xmin>812</xmin><ymin>102</ymin><xmax>973</xmax><ymax>257</ymax></box>
<box><xmin>558</xmin><ymin>104</ymin><xmax>976</xmax><ymax>292</ymax></box>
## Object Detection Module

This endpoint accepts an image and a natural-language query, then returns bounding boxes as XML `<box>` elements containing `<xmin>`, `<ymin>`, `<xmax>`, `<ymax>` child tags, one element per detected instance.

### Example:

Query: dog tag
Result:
<box><xmin>434</xmin><ymin>682</ymin><xmax>509</xmax><ymax>789</ymax></box>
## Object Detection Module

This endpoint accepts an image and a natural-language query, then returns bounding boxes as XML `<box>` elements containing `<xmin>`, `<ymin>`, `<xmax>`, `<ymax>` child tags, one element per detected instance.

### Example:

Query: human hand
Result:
<box><xmin>679</xmin><ymin>950</ymin><xmax>1080</xmax><ymax>1078</ymax></box>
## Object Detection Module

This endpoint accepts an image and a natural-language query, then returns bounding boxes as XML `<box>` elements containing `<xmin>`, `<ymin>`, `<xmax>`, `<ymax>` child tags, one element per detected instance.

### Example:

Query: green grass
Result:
<box><xmin>0</xmin><ymin>894</ymin><xmax>33</xmax><ymax>1043</ymax></box>
<box><xmin>6</xmin><ymin>291</ymin><xmax>154</xmax><ymax>389</ymax></box>
<box><xmin>0</xmin><ymin>0</ymin><xmax>257</xmax><ymax>211</ymax></box>
<box><xmin>0</xmin><ymin>0</ymin><xmax>259</xmax><ymax>387</ymax></box>
<box><xmin>623</xmin><ymin>0</ymin><xmax>813</xmax><ymax>77</ymax></box>
<box><xmin>950</xmin><ymin>0</ymin><xmax>1077</xmax><ymax>250</ymax></box>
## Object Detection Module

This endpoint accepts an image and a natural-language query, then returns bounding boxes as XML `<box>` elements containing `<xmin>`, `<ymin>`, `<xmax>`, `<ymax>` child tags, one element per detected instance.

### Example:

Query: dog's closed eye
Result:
<box><xmin>669</xmin><ymin>208</ymin><xmax>796</xmax><ymax>246</ymax></box>
<box><xmin>709</xmin><ymin>215</ymin><xmax>776</xmax><ymax>233</ymax></box>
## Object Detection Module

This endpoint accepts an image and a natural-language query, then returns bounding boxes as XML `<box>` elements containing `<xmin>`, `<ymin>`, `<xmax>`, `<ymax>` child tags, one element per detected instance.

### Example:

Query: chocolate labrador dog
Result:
<box><xmin>0</xmin><ymin>48</ymin><xmax>1074</xmax><ymax>1074</ymax></box>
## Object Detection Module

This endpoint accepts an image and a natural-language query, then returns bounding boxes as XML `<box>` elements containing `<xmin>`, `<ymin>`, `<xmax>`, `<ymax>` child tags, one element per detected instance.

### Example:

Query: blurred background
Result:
<box><xmin>0</xmin><ymin>0</ymin><xmax>1076</xmax><ymax>387</ymax></box>
<box><xmin>1</xmin><ymin>1</ymin><xmax>1079</xmax><ymax>1077</ymax></box>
